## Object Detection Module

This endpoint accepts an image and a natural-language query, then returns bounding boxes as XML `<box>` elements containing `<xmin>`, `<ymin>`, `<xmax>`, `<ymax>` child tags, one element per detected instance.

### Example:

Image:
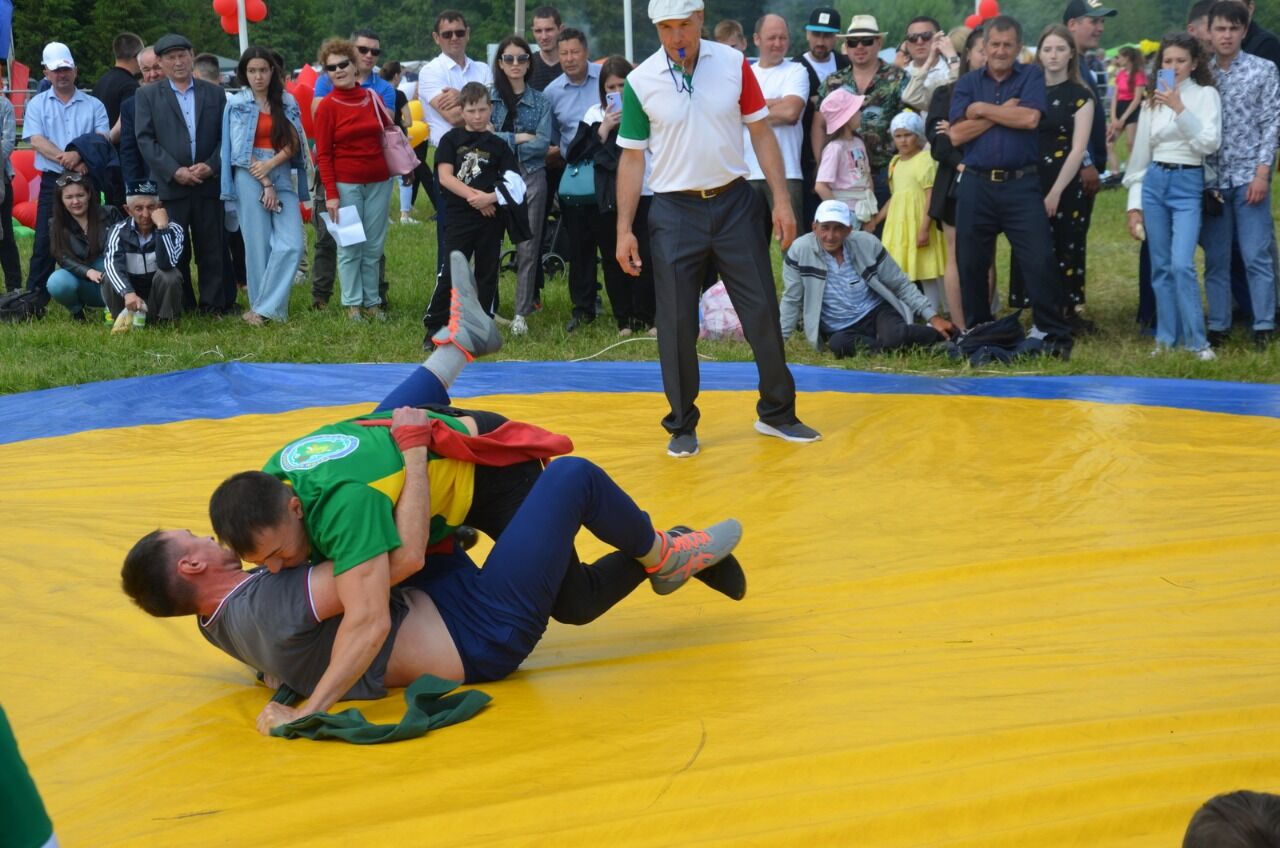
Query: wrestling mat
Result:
<box><xmin>1</xmin><ymin>361</ymin><xmax>1278</xmax><ymax>846</ymax></box>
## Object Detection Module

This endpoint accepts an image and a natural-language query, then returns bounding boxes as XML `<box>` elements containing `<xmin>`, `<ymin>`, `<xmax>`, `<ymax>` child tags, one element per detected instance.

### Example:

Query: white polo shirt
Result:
<box><xmin>617</xmin><ymin>39</ymin><xmax>768</xmax><ymax>193</ymax></box>
<box><xmin>416</xmin><ymin>52</ymin><xmax>493</xmax><ymax>147</ymax></box>
<box><xmin>742</xmin><ymin>59</ymin><xmax>809</xmax><ymax>181</ymax></box>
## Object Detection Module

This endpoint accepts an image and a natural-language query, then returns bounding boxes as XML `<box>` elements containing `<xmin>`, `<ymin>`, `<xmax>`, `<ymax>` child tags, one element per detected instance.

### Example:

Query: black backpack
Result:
<box><xmin>0</xmin><ymin>289</ymin><xmax>47</xmax><ymax>322</ymax></box>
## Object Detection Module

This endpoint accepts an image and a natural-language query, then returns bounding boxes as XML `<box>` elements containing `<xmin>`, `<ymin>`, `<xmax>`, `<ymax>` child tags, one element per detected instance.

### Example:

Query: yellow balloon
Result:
<box><xmin>407</xmin><ymin>99</ymin><xmax>424</xmax><ymax>122</ymax></box>
<box><xmin>407</xmin><ymin>120</ymin><xmax>428</xmax><ymax>147</ymax></box>
<box><xmin>1139</xmin><ymin>38</ymin><xmax>1160</xmax><ymax>55</ymax></box>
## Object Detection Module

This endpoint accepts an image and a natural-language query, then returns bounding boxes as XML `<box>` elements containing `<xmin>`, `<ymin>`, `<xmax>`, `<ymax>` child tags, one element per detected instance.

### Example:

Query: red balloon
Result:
<box><xmin>978</xmin><ymin>0</ymin><xmax>1000</xmax><ymax>19</ymax></box>
<box><xmin>10</xmin><ymin>148</ymin><xmax>36</xmax><ymax>182</ymax></box>
<box><xmin>246</xmin><ymin>0</ymin><xmax>266</xmax><ymax>23</ymax></box>
<box><xmin>295</xmin><ymin>63</ymin><xmax>318</xmax><ymax>90</ymax></box>
<box><xmin>211</xmin><ymin>0</ymin><xmax>235</xmax><ymax>16</ymax></box>
<box><xmin>289</xmin><ymin>83</ymin><xmax>314</xmax><ymax>137</ymax></box>
<box><xmin>12</xmin><ymin>200</ymin><xmax>36</xmax><ymax>229</ymax></box>
<box><xmin>9</xmin><ymin>170</ymin><xmax>27</xmax><ymax>206</ymax></box>
<box><xmin>221</xmin><ymin>13</ymin><xmax>239</xmax><ymax>34</ymax></box>
<box><xmin>965</xmin><ymin>13</ymin><xmax>983</xmax><ymax>28</ymax></box>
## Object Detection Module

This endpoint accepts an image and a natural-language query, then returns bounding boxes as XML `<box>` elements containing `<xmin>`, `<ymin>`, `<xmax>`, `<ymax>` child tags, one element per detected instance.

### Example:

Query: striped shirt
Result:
<box><xmin>103</xmin><ymin>218</ymin><xmax>185</xmax><ymax>296</ymax></box>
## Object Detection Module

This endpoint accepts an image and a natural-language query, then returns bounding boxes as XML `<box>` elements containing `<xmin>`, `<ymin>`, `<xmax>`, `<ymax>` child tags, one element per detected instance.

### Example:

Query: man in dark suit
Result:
<box><xmin>118</xmin><ymin>46</ymin><xmax>164</xmax><ymax>187</ymax></box>
<box><xmin>133</xmin><ymin>33</ymin><xmax>230</xmax><ymax>314</ymax></box>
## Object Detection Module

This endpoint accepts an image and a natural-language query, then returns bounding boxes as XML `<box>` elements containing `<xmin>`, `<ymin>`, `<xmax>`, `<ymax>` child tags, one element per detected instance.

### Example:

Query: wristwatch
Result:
<box><xmin>947</xmin><ymin>56</ymin><xmax>960</xmax><ymax>65</ymax></box>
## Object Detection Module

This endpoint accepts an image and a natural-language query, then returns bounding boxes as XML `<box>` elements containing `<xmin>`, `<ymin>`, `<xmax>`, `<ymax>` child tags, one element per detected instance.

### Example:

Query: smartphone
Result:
<box><xmin>605</xmin><ymin>91</ymin><xmax>623</xmax><ymax>114</ymax></box>
<box><xmin>1157</xmin><ymin>68</ymin><xmax>1176</xmax><ymax>92</ymax></box>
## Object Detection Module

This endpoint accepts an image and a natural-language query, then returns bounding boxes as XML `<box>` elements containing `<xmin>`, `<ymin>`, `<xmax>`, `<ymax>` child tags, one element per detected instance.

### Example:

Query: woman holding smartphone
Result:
<box><xmin>220</xmin><ymin>46</ymin><xmax>308</xmax><ymax>325</ymax></box>
<box><xmin>1122</xmin><ymin>33</ymin><xmax>1221</xmax><ymax>358</ymax></box>
<box><xmin>566</xmin><ymin>55</ymin><xmax>654</xmax><ymax>336</ymax></box>
<box><xmin>489</xmin><ymin>35</ymin><xmax>552</xmax><ymax>335</ymax></box>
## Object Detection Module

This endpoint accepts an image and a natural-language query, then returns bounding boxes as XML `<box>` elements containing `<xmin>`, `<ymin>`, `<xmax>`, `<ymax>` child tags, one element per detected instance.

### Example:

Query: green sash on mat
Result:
<box><xmin>269</xmin><ymin>675</ymin><xmax>491</xmax><ymax>744</ymax></box>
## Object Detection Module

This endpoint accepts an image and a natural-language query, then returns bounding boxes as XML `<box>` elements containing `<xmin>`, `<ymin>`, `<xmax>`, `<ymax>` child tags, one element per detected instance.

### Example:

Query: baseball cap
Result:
<box><xmin>1062</xmin><ymin>0</ymin><xmax>1117</xmax><ymax>24</ymax></box>
<box><xmin>814</xmin><ymin>200</ymin><xmax>852</xmax><ymax>227</ymax></box>
<box><xmin>806</xmin><ymin>8</ymin><xmax>841</xmax><ymax>33</ymax></box>
<box><xmin>42</xmin><ymin>42</ymin><xmax>75</xmax><ymax>71</ymax></box>
<box><xmin>648</xmin><ymin>0</ymin><xmax>704</xmax><ymax>23</ymax></box>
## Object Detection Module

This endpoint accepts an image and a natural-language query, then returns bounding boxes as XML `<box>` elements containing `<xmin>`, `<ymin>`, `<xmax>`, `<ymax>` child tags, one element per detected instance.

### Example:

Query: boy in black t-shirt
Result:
<box><xmin>424</xmin><ymin>82</ymin><xmax>520</xmax><ymax>338</ymax></box>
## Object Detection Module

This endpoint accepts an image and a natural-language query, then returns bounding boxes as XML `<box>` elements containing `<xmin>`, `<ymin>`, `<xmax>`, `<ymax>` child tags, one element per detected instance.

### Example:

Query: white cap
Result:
<box><xmin>648</xmin><ymin>0</ymin><xmax>704</xmax><ymax>23</ymax></box>
<box><xmin>814</xmin><ymin>199</ymin><xmax>852</xmax><ymax>227</ymax></box>
<box><xmin>42</xmin><ymin>42</ymin><xmax>75</xmax><ymax>71</ymax></box>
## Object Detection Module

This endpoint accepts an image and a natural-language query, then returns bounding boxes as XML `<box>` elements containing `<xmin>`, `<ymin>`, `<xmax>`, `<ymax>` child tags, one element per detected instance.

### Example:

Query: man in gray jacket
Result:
<box><xmin>781</xmin><ymin>200</ymin><xmax>953</xmax><ymax>356</ymax></box>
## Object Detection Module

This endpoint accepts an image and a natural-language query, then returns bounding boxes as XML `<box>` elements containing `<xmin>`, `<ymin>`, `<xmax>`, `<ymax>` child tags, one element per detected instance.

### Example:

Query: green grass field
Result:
<box><xmin>3</xmin><ymin>182</ymin><xmax>1279</xmax><ymax>396</ymax></box>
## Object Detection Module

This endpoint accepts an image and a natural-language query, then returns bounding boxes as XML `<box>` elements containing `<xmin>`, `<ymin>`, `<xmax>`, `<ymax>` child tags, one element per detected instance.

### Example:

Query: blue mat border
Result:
<box><xmin>3</xmin><ymin>361</ymin><xmax>1280</xmax><ymax>445</ymax></box>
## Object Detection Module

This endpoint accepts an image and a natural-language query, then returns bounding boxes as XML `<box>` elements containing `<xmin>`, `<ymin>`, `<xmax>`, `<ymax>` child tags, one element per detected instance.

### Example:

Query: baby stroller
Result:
<box><xmin>500</xmin><ymin>200</ymin><xmax>567</xmax><ymax>281</ymax></box>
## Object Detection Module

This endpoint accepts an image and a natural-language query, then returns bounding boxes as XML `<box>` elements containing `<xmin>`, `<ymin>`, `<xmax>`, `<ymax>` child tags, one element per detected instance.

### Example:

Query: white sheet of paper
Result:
<box><xmin>319</xmin><ymin>205</ymin><xmax>366</xmax><ymax>247</ymax></box>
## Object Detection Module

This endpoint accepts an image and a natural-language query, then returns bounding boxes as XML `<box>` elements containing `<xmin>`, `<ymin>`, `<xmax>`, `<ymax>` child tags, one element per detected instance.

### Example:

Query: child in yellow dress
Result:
<box><xmin>875</xmin><ymin>111</ymin><xmax>947</xmax><ymax>315</ymax></box>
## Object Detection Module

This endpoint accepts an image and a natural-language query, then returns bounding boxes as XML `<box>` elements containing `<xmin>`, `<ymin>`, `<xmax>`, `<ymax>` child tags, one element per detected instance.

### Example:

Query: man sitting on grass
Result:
<box><xmin>103</xmin><ymin>180</ymin><xmax>186</xmax><ymax>322</ymax></box>
<box><xmin>780</xmin><ymin>200</ymin><xmax>954</xmax><ymax>357</ymax></box>
<box><xmin>122</xmin><ymin>254</ymin><xmax>746</xmax><ymax>735</ymax></box>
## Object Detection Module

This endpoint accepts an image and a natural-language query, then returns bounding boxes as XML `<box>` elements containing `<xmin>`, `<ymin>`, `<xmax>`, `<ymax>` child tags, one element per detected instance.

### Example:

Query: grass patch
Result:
<box><xmin>3</xmin><ymin>184</ymin><xmax>1279</xmax><ymax>395</ymax></box>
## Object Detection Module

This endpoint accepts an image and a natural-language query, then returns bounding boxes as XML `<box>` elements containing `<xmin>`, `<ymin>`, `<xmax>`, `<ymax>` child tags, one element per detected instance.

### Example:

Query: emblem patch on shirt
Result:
<box><xmin>280</xmin><ymin>434</ymin><xmax>360</xmax><ymax>471</ymax></box>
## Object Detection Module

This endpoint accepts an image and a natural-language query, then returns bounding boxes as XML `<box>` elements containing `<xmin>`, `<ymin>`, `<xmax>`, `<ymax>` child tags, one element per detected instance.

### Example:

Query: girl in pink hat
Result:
<box><xmin>814</xmin><ymin>88</ymin><xmax>878</xmax><ymax>225</ymax></box>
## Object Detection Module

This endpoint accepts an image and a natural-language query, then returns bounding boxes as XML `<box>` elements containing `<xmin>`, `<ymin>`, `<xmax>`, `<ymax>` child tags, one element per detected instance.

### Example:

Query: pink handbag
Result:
<box><xmin>368</xmin><ymin>93</ymin><xmax>417</xmax><ymax>176</ymax></box>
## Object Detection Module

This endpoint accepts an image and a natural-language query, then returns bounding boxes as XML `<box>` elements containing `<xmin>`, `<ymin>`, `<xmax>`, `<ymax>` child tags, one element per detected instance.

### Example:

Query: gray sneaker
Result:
<box><xmin>667</xmin><ymin>432</ymin><xmax>699</xmax><ymax>457</ymax></box>
<box><xmin>648</xmin><ymin>518</ymin><xmax>743</xmax><ymax>595</ymax></box>
<box><xmin>754</xmin><ymin>420</ymin><xmax>821</xmax><ymax>443</ymax></box>
<box><xmin>432</xmin><ymin>251</ymin><xmax>502</xmax><ymax>360</ymax></box>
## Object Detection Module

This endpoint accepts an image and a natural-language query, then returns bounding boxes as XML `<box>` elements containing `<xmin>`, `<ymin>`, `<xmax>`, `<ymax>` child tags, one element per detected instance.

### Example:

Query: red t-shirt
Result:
<box><xmin>313</xmin><ymin>85</ymin><xmax>391</xmax><ymax>196</ymax></box>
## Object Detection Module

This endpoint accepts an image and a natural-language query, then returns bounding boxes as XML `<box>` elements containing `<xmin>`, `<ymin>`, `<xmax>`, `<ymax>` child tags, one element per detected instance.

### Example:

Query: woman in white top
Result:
<box><xmin>1123</xmin><ymin>32</ymin><xmax>1221</xmax><ymax>358</ymax></box>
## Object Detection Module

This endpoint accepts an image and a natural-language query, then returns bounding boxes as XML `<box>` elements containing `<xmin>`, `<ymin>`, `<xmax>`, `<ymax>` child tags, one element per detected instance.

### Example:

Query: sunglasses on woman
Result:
<box><xmin>500</xmin><ymin>53</ymin><xmax>531</xmax><ymax>65</ymax></box>
<box><xmin>324</xmin><ymin>59</ymin><xmax>351</xmax><ymax>72</ymax></box>
<box><xmin>55</xmin><ymin>173</ymin><xmax>86</xmax><ymax>187</ymax></box>
<box><xmin>846</xmin><ymin>37</ymin><xmax>878</xmax><ymax>48</ymax></box>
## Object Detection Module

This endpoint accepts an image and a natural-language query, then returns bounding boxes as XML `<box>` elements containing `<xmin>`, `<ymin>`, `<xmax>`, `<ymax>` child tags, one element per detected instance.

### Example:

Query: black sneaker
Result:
<box><xmin>1254</xmin><ymin>330</ymin><xmax>1273</xmax><ymax>352</ymax></box>
<box><xmin>667</xmin><ymin>431</ymin><xmax>699</xmax><ymax>457</ymax></box>
<box><xmin>1207</xmin><ymin>329</ymin><xmax>1230</xmax><ymax>348</ymax></box>
<box><xmin>669</xmin><ymin>525</ymin><xmax>747</xmax><ymax>601</ymax></box>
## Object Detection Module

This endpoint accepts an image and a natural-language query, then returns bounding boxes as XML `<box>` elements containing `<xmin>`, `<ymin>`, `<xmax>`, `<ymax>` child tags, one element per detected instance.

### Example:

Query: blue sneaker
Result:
<box><xmin>647</xmin><ymin>518</ymin><xmax>742</xmax><ymax>595</ymax></box>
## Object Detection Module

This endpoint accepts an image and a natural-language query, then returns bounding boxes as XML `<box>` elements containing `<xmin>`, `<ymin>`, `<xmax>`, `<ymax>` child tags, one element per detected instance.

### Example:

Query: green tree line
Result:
<box><xmin>12</xmin><ymin>0</ymin><xmax>1279</xmax><ymax>83</ymax></box>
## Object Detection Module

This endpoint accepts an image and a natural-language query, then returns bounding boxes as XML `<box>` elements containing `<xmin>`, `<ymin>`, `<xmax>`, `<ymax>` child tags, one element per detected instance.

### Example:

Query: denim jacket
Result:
<box><xmin>220</xmin><ymin>90</ymin><xmax>310</xmax><ymax>202</ymax></box>
<box><xmin>488</xmin><ymin>85</ymin><xmax>552</xmax><ymax>174</ymax></box>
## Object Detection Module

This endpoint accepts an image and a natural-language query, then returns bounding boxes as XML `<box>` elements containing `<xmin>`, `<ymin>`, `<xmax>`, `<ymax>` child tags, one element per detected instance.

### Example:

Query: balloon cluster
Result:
<box><xmin>10</xmin><ymin>149</ymin><xmax>39</xmax><ymax>231</ymax></box>
<box><xmin>212</xmin><ymin>0</ymin><xmax>267</xmax><ymax>35</ymax></box>
<box><xmin>405</xmin><ymin>99</ymin><xmax>428</xmax><ymax>148</ymax></box>
<box><xmin>965</xmin><ymin>0</ymin><xmax>1000</xmax><ymax>30</ymax></box>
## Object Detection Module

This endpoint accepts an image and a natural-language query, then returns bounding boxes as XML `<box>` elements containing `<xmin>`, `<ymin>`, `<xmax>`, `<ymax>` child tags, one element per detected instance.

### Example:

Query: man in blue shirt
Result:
<box><xmin>21</xmin><ymin>41</ymin><xmax>110</xmax><ymax>296</ymax></box>
<box><xmin>946</xmin><ymin>16</ymin><xmax>1074</xmax><ymax>358</ymax></box>
<box><xmin>542</xmin><ymin>28</ymin><xmax>603</xmax><ymax>331</ymax></box>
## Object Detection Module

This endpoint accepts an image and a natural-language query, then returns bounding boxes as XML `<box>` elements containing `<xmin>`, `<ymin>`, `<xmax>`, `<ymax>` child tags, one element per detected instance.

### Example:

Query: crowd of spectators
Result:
<box><xmin>3</xmin><ymin>0</ymin><xmax>1279</xmax><ymax>364</ymax></box>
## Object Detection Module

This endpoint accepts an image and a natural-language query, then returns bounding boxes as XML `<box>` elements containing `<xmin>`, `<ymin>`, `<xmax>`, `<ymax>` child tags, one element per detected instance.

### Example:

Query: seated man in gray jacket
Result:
<box><xmin>780</xmin><ymin>200</ymin><xmax>954</xmax><ymax>357</ymax></box>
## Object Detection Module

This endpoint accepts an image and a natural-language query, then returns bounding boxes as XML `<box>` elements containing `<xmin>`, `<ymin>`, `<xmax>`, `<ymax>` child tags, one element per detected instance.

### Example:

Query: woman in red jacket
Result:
<box><xmin>313</xmin><ymin>37</ymin><xmax>392</xmax><ymax>322</ymax></box>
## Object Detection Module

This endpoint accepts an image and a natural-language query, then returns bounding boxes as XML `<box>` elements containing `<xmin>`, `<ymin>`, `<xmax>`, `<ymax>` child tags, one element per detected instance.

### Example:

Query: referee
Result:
<box><xmin>615</xmin><ymin>0</ymin><xmax>820</xmax><ymax>458</ymax></box>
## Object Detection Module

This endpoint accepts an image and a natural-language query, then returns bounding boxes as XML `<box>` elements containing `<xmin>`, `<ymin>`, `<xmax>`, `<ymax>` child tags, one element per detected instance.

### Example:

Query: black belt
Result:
<box><xmin>672</xmin><ymin>177</ymin><xmax>744</xmax><ymax>199</ymax></box>
<box><xmin>968</xmin><ymin>167</ymin><xmax>1036</xmax><ymax>182</ymax></box>
<box><xmin>1153</xmin><ymin>162</ymin><xmax>1202</xmax><ymax>170</ymax></box>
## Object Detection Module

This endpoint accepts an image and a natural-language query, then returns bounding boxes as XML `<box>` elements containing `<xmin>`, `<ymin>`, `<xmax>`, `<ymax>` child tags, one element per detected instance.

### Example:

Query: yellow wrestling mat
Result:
<box><xmin>1</xmin><ymin>363</ymin><xmax>1278</xmax><ymax>846</ymax></box>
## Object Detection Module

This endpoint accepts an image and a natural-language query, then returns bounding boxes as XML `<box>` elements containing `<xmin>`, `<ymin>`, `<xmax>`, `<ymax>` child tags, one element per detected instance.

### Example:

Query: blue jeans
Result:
<box><xmin>336</xmin><ymin>179</ymin><xmax>393</xmax><ymax>307</ymax></box>
<box><xmin>234</xmin><ymin>155</ymin><xmax>303</xmax><ymax>321</ymax></box>
<box><xmin>46</xmin><ymin>258</ymin><xmax>106</xmax><ymax>316</ymax></box>
<box><xmin>1142</xmin><ymin>165</ymin><xmax>1208</xmax><ymax>351</ymax></box>
<box><xmin>1203</xmin><ymin>182</ymin><xmax>1277</xmax><ymax>333</ymax></box>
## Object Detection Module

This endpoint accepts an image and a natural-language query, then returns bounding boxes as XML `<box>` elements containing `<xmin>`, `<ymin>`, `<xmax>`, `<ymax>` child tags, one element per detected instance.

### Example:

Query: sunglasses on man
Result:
<box><xmin>905</xmin><ymin>31</ymin><xmax>936</xmax><ymax>43</ymax></box>
<box><xmin>500</xmin><ymin>53</ymin><xmax>531</xmax><ymax>65</ymax></box>
<box><xmin>438</xmin><ymin>29</ymin><xmax>467</xmax><ymax>40</ymax></box>
<box><xmin>356</xmin><ymin>45</ymin><xmax>381</xmax><ymax>56</ymax></box>
<box><xmin>324</xmin><ymin>59</ymin><xmax>351</xmax><ymax>72</ymax></box>
<box><xmin>845</xmin><ymin>36</ymin><xmax>878</xmax><ymax>48</ymax></box>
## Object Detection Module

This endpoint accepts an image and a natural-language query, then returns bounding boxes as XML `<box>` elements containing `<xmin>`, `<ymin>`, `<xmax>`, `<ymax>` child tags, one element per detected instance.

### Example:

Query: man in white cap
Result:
<box><xmin>21</xmin><ymin>42</ymin><xmax>109</xmax><ymax>298</ymax></box>
<box><xmin>615</xmin><ymin>0</ymin><xmax>820</xmax><ymax>458</ymax></box>
<box><xmin>781</xmin><ymin>199</ymin><xmax>953</xmax><ymax>356</ymax></box>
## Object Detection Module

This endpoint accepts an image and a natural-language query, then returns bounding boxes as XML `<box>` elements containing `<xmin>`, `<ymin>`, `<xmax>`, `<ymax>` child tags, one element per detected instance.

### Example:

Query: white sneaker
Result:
<box><xmin>398</xmin><ymin>215</ymin><xmax>421</xmax><ymax>225</ymax></box>
<box><xmin>511</xmin><ymin>315</ymin><xmax>528</xmax><ymax>335</ymax></box>
<box><xmin>1195</xmin><ymin>347</ymin><xmax>1217</xmax><ymax>361</ymax></box>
